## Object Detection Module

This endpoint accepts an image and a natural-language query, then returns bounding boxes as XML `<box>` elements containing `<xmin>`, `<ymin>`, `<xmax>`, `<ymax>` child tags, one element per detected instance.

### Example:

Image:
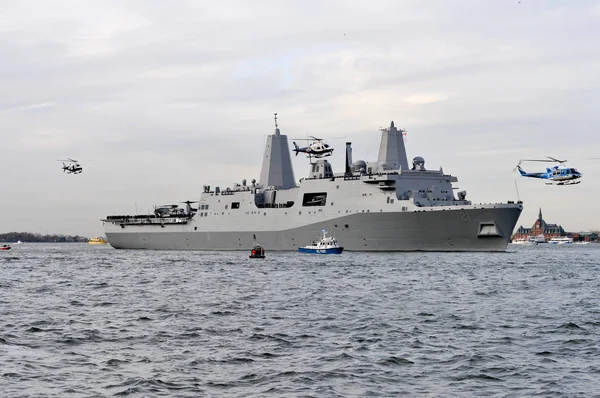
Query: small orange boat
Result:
<box><xmin>249</xmin><ymin>234</ymin><xmax>265</xmax><ymax>259</ymax></box>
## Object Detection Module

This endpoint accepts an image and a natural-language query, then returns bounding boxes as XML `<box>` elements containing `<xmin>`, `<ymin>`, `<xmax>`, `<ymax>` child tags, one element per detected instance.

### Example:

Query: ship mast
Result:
<box><xmin>258</xmin><ymin>113</ymin><xmax>296</xmax><ymax>189</ymax></box>
<box><xmin>377</xmin><ymin>121</ymin><xmax>409</xmax><ymax>171</ymax></box>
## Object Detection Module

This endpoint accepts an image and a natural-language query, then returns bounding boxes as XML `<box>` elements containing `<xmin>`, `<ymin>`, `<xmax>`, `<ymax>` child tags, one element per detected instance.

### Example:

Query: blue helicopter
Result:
<box><xmin>515</xmin><ymin>156</ymin><xmax>582</xmax><ymax>185</ymax></box>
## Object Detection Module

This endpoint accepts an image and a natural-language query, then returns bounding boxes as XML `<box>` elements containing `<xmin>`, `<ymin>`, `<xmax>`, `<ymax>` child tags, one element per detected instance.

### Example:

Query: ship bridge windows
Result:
<box><xmin>302</xmin><ymin>192</ymin><xmax>327</xmax><ymax>206</ymax></box>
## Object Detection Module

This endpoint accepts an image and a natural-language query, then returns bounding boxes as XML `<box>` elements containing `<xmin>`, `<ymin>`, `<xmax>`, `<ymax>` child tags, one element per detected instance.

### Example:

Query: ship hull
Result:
<box><xmin>104</xmin><ymin>205</ymin><xmax>522</xmax><ymax>252</ymax></box>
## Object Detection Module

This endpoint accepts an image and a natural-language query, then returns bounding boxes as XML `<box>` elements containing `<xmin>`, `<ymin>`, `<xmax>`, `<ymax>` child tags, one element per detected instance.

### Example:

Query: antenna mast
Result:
<box><xmin>274</xmin><ymin>113</ymin><xmax>278</xmax><ymax>129</ymax></box>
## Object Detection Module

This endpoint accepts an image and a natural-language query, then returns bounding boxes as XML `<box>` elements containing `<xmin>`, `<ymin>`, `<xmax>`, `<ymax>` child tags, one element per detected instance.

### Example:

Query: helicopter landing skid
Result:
<box><xmin>546</xmin><ymin>180</ymin><xmax>581</xmax><ymax>186</ymax></box>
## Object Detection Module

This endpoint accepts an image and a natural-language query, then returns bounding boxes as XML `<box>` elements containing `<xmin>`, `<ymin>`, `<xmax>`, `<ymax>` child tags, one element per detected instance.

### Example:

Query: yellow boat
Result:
<box><xmin>88</xmin><ymin>237</ymin><xmax>108</xmax><ymax>244</ymax></box>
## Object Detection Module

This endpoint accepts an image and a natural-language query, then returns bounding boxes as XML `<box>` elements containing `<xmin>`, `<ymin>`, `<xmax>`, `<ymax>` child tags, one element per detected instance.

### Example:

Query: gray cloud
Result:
<box><xmin>1</xmin><ymin>0</ymin><xmax>599</xmax><ymax>236</ymax></box>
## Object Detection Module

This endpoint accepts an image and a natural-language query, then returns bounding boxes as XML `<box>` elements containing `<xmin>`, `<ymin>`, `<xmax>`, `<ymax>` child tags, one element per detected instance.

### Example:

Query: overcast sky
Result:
<box><xmin>1</xmin><ymin>0</ymin><xmax>599</xmax><ymax>237</ymax></box>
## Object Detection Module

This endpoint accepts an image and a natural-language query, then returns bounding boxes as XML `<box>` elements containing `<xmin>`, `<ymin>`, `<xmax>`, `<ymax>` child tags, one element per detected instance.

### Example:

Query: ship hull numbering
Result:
<box><xmin>102</xmin><ymin>118</ymin><xmax>523</xmax><ymax>252</ymax></box>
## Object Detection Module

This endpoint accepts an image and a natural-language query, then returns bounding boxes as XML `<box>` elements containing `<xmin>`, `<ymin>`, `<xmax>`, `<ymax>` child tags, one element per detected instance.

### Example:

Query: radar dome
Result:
<box><xmin>412</xmin><ymin>156</ymin><xmax>425</xmax><ymax>171</ymax></box>
<box><xmin>352</xmin><ymin>160</ymin><xmax>367</xmax><ymax>173</ymax></box>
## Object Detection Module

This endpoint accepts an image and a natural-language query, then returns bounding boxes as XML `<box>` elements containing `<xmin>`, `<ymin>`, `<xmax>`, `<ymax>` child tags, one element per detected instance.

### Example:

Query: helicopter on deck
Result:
<box><xmin>292</xmin><ymin>136</ymin><xmax>334</xmax><ymax>159</ymax></box>
<box><xmin>153</xmin><ymin>201</ymin><xmax>198</xmax><ymax>218</ymax></box>
<box><xmin>515</xmin><ymin>157</ymin><xmax>582</xmax><ymax>185</ymax></box>
<box><xmin>58</xmin><ymin>158</ymin><xmax>83</xmax><ymax>174</ymax></box>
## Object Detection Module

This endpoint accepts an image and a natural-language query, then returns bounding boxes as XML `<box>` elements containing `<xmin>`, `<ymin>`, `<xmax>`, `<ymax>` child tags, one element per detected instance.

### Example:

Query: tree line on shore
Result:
<box><xmin>0</xmin><ymin>232</ymin><xmax>88</xmax><ymax>243</ymax></box>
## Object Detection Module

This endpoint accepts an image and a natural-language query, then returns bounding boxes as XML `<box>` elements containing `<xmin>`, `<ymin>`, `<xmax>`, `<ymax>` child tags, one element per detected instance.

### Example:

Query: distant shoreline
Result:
<box><xmin>0</xmin><ymin>232</ymin><xmax>89</xmax><ymax>243</ymax></box>
<box><xmin>0</xmin><ymin>241</ymin><xmax>90</xmax><ymax>243</ymax></box>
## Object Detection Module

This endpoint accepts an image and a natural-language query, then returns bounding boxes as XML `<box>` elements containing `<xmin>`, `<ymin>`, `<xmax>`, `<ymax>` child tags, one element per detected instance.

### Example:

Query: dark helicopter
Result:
<box><xmin>58</xmin><ymin>158</ymin><xmax>83</xmax><ymax>174</ymax></box>
<box><xmin>153</xmin><ymin>201</ymin><xmax>198</xmax><ymax>218</ymax></box>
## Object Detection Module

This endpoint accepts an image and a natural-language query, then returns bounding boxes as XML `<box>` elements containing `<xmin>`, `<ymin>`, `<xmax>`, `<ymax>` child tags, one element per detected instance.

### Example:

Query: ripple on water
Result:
<box><xmin>0</xmin><ymin>244</ymin><xmax>599</xmax><ymax>396</ymax></box>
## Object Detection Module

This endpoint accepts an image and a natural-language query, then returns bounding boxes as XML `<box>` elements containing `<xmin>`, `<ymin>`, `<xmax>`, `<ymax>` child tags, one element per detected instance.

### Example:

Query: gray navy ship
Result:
<box><xmin>102</xmin><ymin>116</ymin><xmax>523</xmax><ymax>251</ymax></box>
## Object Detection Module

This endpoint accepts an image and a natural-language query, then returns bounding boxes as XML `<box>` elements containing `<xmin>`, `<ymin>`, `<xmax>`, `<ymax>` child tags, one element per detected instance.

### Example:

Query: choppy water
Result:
<box><xmin>1</xmin><ymin>243</ymin><xmax>599</xmax><ymax>397</ymax></box>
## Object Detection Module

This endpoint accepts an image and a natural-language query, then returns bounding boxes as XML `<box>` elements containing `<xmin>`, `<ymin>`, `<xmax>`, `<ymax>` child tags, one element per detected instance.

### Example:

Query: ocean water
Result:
<box><xmin>1</xmin><ymin>243</ymin><xmax>599</xmax><ymax>397</ymax></box>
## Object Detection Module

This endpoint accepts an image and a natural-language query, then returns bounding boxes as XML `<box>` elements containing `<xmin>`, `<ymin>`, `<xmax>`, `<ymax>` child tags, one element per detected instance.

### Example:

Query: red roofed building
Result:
<box><xmin>512</xmin><ymin>208</ymin><xmax>566</xmax><ymax>242</ymax></box>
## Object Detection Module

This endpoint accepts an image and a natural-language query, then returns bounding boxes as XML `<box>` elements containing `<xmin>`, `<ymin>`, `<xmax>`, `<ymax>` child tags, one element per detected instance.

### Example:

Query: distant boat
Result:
<box><xmin>573</xmin><ymin>241</ymin><xmax>590</xmax><ymax>245</ymax></box>
<box><xmin>548</xmin><ymin>236</ymin><xmax>573</xmax><ymax>245</ymax></box>
<box><xmin>88</xmin><ymin>237</ymin><xmax>108</xmax><ymax>244</ymax></box>
<box><xmin>298</xmin><ymin>230</ymin><xmax>344</xmax><ymax>254</ymax></box>
<box><xmin>15</xmin><ymin>240</ymin><xmax>23</xmax><ymax>245</ymax></box>
<box><xmin>0</xmin><ymin>244</ymin><xmax>11</xmax><ymax>251</ymax></box>
<box><xmin>512</xmin><ymin>236</ymin><xmax>538</xmax><ymax>246</ymax></box>
<box><xmin>532</xmin><ymin>234</ymin><xmax>547</xmax><ymax>243</ymax></box>
<box><xmin>249</xmin><ymin>234</ymin><xmax>265</xmax><ymax>258</ymax></box>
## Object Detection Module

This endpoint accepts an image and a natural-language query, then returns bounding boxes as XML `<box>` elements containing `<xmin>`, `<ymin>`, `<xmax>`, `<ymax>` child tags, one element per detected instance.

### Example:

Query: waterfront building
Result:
<box><xmin>512</xmin><ymin>208</ymin><xmax>566</xmax><ymax>241</ymax></box>
<box><xmin>512</xmin><ymin>208</ymin><xmax>598</xmax><ymax>243</ymax></box>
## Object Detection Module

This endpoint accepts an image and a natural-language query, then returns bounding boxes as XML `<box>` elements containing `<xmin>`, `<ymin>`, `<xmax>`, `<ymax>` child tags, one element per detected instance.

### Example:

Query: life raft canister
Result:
<box><xmin>251</xmin><ymin>249</ymin><xmax>257</xmax><ymax>256</ymax></box>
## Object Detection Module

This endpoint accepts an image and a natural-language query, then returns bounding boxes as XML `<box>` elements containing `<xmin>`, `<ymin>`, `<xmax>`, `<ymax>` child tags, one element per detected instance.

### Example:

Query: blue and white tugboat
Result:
<box><xmin>298</xmin><ymin>230</ymin><xmax>344</xmax><ymax>254</ymax></box>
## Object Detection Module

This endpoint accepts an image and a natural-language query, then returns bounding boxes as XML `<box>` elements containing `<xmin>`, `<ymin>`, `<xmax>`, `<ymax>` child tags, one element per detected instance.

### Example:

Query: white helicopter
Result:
<box><xmin>292</xmin><ymin>136</ymin><xmax>334</xmax><ymax>159</ymax></box>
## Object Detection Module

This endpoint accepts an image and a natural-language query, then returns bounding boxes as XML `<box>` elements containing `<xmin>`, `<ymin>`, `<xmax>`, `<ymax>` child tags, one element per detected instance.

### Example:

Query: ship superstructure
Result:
<box><xmin>102</xmin><ymin>117</ymin><xmax>523</xmax><ymax>251</ymax></box>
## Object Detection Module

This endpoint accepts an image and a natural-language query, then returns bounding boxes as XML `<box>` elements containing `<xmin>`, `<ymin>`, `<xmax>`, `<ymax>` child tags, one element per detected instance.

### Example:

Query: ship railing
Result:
<box><xmin>106</xmin><ymin>214</ymin><xmax>158</xmax><ymax>220</ymax></box>
<box><xmin>102</xmin><ymin>216</ymin><xmax>189</xmax><ymax>225</ymax></box>
<box><xmin>370</xmin><ymin>171</ymin><xmax>400</xmax><ymax>176</ymax></box>
<box><xmin>105</xmin><ymin>211</ymin><xmax>196</xmax><ymax>220</ymax></box>
<box><xmin>255</xmin><ymin>201</ymin><xmax>295</xmax><ymax>209</ymax></box>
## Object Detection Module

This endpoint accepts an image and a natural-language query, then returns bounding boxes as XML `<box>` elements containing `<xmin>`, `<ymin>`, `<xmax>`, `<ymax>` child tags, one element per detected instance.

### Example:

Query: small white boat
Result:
<box><xmin>548</xmin><ymin>236</ymin><xmax>573</xmax><ymax>244</ymax></box>
<box><xmin>532</xmin><ymin>234</ymin><xmax>547</xmax><ymax>243</ymax></box>
<box><xmin>512</xmin><ymin>236</ymin><xmax>538</xmax><ymax>245</ymax></box>
<box><xmin>299</xmin><ymin>230</ymin><xmax>344</xmax><ymax>254</ymax></box>
<box><xmin>573</xmin><ymin>241</ymin><xmax>590</xmax><ymax>245</ymax></box>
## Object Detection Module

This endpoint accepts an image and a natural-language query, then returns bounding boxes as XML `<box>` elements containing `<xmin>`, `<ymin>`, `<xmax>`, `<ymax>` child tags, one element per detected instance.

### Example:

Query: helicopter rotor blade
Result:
<box><xmin>546</xmin><ymin>156</ymin><xmax>567</xmax><ymax>163</ymax></box>
<box><xmin>513</xmin><ymin>160</ymin><xmax>523</xmax><ymax>172</ymax></box>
